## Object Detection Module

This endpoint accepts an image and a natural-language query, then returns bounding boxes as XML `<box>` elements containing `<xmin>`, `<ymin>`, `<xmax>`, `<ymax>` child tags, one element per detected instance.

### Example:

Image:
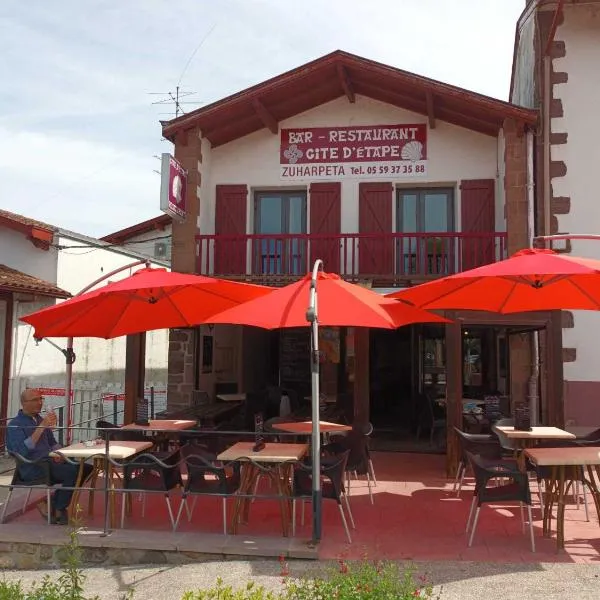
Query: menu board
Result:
<box><xmin>514</xmin><ymin>403</ymin><xmax>532</xmax><ymax>431</ymax></box>
<box><xmin>484</xmin><ymin>395</ymin><xmax>509</xmax><ymax>422</ymax></box>
<box><xmin>279</xmin><ymin>329</ymin><xmax>311</xmax><ymax>384</ymax></box>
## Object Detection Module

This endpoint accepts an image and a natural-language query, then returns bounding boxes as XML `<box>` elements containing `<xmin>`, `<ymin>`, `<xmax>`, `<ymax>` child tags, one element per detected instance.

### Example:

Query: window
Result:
<box><xmin>254</xmin><ymin>191</ymin><xmax>307</xmax><ymax>275</ymax></box>
<box><xmin>396</xmin><ymin>188</ymin><xmax>454</xmax><ymax>275</ymax></box>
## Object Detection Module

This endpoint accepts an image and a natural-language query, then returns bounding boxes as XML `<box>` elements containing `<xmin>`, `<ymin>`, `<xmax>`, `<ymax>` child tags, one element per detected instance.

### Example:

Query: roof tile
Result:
<box><xmin>0</xmin><ymin>264</ymin><xmax>70</xmax><ymax>298</ymax></box>
<box><xmin>0</xmin><ymin>209</ymin><xmax>56</xmax><ymax>232</ymax></box>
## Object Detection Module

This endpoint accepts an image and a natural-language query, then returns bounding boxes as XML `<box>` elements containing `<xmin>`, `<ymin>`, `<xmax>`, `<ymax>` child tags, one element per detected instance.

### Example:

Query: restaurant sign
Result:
<box><xmin>159</xmin><ymin>153</ymin><xmax>187</xmax><ymax>222</ymax></box>
<box><xmin>280</xmin><ymin>124</ymin><xmax>427</xmax><ymax>181</ymax></box>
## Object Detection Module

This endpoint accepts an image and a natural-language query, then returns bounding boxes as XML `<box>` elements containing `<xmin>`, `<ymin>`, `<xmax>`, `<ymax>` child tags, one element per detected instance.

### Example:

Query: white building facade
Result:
<box><xmin>511</xmin><ymin>0</ymin><xmax>600</xmax><ymax>426</ymax></box>
<box><xmin>0</xmin><ymin>210</ymin><xmax>170</xmax><ymax>433</ymax></box>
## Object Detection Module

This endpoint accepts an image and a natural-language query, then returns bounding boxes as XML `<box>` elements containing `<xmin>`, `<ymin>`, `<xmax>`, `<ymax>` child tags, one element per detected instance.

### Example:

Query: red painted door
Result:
<box><xmin>215</xmin><ymin>184</ymin><xmax>247</xmax><ymax>275</ymax></box>
<box><xmin>460</xmin><ymin>179</ymin><xmax>496</xmax><ymax>270</ymax></box>
<box><xmin>309</xmin><ymin>182</ymin><xmax>341</xmax><ymax>273</ymax></box>
<box><xmin>359</xmin><ymin>182</ymin><xmax>393</xmax><ymax>276</ymax></box>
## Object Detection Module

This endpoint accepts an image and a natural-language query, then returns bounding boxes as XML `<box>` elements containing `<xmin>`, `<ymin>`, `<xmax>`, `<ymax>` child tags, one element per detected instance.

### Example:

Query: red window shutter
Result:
<box><xmin>460</xmin><ymin>179</ymin><xmax>496</xmax><ymax>270</ymax></box>
<box><xmin>215</xmin><ymin>184</ymin><xmax>247</xmax><ymax>275</ymax></box>
<box><xmin>359</xmin><ymin>182</ymin><xmax>393</xmax><ymax>276</ymax></box>
<box><xmin>309</xmin><ymin>182</ymin><xmax>341</xmax><ymax>273</ymax></box>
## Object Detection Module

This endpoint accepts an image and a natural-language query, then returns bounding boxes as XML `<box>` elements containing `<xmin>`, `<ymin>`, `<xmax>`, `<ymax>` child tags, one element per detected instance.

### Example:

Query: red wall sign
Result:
<box><xmin>280</xmin><ymin>124</ymin><xmax>427</xmax><ymax>180</ymax></box>
<box><xmin>159</xmin><ymin>153</ymin><xmax>187</xmax><ymax>221</ymax></box>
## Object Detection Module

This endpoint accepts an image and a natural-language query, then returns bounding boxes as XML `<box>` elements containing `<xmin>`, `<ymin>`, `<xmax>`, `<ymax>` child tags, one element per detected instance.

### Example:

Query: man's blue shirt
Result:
<box><xmin>6</xmin><ymin>410</ymin><xmax>60</xmax><ymax>479</ymax></box>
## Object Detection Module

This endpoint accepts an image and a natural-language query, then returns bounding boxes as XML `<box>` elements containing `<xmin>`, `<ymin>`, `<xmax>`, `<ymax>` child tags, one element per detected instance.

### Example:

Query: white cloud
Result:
<box><xmin>0</xmin><ymin>0</ymin><xmax>526</xmax><ymax>237</ymax></box>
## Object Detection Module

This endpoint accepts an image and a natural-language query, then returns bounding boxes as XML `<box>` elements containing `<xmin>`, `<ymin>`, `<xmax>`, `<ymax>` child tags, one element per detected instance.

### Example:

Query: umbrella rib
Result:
<box><xmin>564</xmin><ymin>278</ymin><xmax>600</xmax><ymax>309</ymax></box>
<box><xmin>406</xmin><ymin>276</ymin><xmax>477</xmax><ymax>308</ymax></box>
<box><xmin>106</xmin><ymin>290</ymin><xmax>191</xmax><ymax>338</ymax></box>
<box><xmin>497</xmin><ymin>280</ymin><xmax>520</xmax><ymax>313</ymax></box>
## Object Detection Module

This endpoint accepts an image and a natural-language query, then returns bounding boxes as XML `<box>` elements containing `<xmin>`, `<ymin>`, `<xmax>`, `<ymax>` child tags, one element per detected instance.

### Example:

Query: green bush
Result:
<box><xmin>182</xmin><ymin>560</ymin><xmax>439</xmax><ymax>600</ymax></box>
<box><xmin>284</xmin><ymin>560</ymin><xmax>439</xmax><ymax>599</ymax></box>
<box><xmin>181</xmin><ymin>579</ymin><xmax>281</xmax><ymax>600</ymax></box>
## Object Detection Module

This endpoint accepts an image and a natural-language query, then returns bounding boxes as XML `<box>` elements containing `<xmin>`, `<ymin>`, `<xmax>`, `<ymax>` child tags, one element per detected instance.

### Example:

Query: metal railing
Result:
<box><xmin>0</xmin><ymin>424</ymin><xmax>321</xmax><ymax>539</ymax></box>
<box><xmin>196</xmin><ymin>231</ymin><xmax>508</xmax><ymax>281</ymax></box>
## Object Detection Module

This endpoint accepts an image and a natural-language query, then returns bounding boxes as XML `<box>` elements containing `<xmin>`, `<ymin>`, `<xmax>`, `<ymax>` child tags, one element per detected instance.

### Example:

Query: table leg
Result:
<box><xmin>229</xmin><ymin>464</ymin><xmax>253</xmax><ymax>534</ymax></box>
<box><xmin>555</xmin><ymin>465</ymin><xmax>568</xmax><ymax>551</ymax></box>
<box><xmin>273</xmin><ymin>466</ymin><xmax>290</xmax><ymax>537</ymax></box>
<box><xmin>68</xmin><ymin>459</ymin><xmax>95</xmax><ymax>524</ymax></box>
<box><xmin>241</xmin><ymin>465</ymin><xmax>260</xmax><ymax>525</ymax></box>
<box><xmin>542</xmin><ymin>474</ymin><xmax>557</xmax><ymax>537</ymax></box>
<box><xmin>585</xmin><ymin>465</ymin><xmax>600</xmax><ymax>523</ymax></box>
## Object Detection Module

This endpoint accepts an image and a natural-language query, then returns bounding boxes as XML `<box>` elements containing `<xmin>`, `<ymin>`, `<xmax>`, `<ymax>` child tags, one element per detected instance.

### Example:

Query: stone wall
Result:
<box><xmin>168</xmin><ymin>126</ymin><xmax>203</xmax><ymax>410</ymax></box>
<box><xmin>167</xmin><ymin>328</ymin><xmax>196</xmax><ymax>411</ymax></box>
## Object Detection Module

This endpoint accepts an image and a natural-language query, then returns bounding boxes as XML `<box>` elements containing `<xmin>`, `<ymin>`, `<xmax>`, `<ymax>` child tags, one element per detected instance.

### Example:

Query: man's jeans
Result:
<box><xmin>49</xmin><ymin>461</ymin><xmax>93</xmax><ymax>511</ymax></box>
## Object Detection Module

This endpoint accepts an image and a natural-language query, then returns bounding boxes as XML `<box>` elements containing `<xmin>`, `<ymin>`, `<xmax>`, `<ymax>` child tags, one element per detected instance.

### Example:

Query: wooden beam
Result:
<box><xmin>545</xmin><ymin>312</ymin><xmax>564</xmax><ymax>427</ymax></box>
<box><xmin>0</xmin><ymin>294</ymin><xmax>14</xmax><ymax>449</ymax></box>
<box><xmin>425</xmin><ymin>91</ymin><xmax>436</xmax><ymax>129</ymax></box>
<box><xmin>251</xmin><ymin>98</ymin><xmax>278</xmax><ymax>134</ymax></box>
<box><xmin>336</xmin><ymin>64</ymin><xmax>355</xmax><ymax>103</ymax></box>
<box><xmin>445</xmin><ymin>314</ymin><xmax>463</xmax><ymax>477</ymax></box>
<box><xmin>124</xmin><ymin>333</ymin><xmax>146</xmax><ymax>424</ymax></box>
<box><xmin>353</xmin><ymin>327</ymin><xmax>370</xmax><ymax>428</ymax></box>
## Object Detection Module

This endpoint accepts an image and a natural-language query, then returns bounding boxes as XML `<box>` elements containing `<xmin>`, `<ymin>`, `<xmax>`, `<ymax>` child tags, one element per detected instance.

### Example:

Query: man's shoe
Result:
<box><xmin>36</xmin><ymin>500</ymin><xmax>48</xmax><ymax>520</ymax></box>
<box><xmin>51</xmin><ymin>510</ymin><xmax>68</xmax><ymax>525</ymax></box>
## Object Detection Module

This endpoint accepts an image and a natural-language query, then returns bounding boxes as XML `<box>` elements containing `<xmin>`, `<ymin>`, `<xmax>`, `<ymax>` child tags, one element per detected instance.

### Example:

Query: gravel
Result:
<box><xmin>1</xmin><ymin>559</ymin><xmax>600</xmax><ymax>599</ymax></box>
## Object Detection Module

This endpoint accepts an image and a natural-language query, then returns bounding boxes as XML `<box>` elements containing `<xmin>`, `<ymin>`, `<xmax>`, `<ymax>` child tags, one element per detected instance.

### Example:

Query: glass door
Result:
<box><xmin>254</xmin><ymin>191</ymin><xmax>307</xmax><ymax>275</ymax></box>
<box><xmin>397</xmin><ymin>188</ymin><xmax>454</xmax><ymax>275</ymax></box>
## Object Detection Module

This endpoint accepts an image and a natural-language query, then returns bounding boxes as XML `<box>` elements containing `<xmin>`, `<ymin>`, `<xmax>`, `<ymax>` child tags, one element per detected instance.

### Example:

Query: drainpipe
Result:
<box><xmin>543</xmin><ymin>55</ymin><xmax>551</xmax><ymax>244</ymax></box>
<box><xmin>526</xmin><ymin>129</ymin><xmax>540</xmax><ymax>426</ymax></box>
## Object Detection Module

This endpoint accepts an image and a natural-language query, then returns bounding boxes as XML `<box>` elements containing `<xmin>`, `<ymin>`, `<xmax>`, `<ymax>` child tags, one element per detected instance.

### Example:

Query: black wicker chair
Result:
<box><xmin>175</xmin><ymin>444</ymin><xmax>240</xmax><ymax>533</ymax></box>
<box><xmin>1</xmin><ymin>453</ymin><xmax>53</xmax><ymax>524</ymax></box>
<box><xmin>465</xmin><ymin>451</ymin><xmax>535</xmax><ymax>552</ymax></box>
<box><xmin>292</xmin><ymin>449</ymin><xmax>354</xmax><ymax>542</ymax></box>
<box><xmin>120</xmin><ymin>448</ymin><xmax>182</xmax><ymax>530</ymax></box>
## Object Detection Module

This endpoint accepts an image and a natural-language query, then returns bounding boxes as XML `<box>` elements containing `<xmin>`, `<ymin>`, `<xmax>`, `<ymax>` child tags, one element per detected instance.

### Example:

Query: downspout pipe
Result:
<box><xmin>526</xmin><ymin>129</ymin><xmax>540</xmax><ymax>426</ymax></box>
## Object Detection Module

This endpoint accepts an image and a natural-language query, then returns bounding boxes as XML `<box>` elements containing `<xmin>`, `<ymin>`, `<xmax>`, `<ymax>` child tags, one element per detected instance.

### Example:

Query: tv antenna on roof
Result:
<box><xmin>149</xmin><ymin>87</ymin><xmax>199</xmax><ymax>118</ymax></box>
<box><xmin>149</xmin><ymin>23</ymin><xmax>217</xmax><ymax>118</ymax></box>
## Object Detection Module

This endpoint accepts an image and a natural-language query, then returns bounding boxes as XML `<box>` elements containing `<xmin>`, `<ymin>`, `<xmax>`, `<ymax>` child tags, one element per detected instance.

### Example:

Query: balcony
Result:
<box><xmin>195</xmin><ymin>232</ymin><xmax>507</xmax><ymax>284</ymax></box>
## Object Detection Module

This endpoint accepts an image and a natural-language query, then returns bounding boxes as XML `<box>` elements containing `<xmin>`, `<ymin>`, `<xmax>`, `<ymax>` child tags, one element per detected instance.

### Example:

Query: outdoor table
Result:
<box><xmin>272</xmin><ymin>420</ymin><xmax>352</xmax><ymax>435</ymax></box>
<box><xmin>121</xmin><ymin>419</ymin><xmax>196</xmax><ymax>451</ymax></box>
<box><xmin>495</xmin><ymin>426</ymin><xmax>575</xmax><ymax>469</ymax></box>
<box><xmin>196</xmin><ymin>402</ymin><xmax>242</xmax><ymax>428</ymax></box>
<box><xmin>52</xmin><ymin>440</ymin><xmax>153</xmax><ymax>527</ymax></box>
<box><xmin>216</xmin><ymin>393</ymin><xmax>246</xmax><ymax>402</ymax></box>
<box><xmin>217</xmin><ymin>441</ymin><xmax>308</xmax><ymax>536</ymax></box>
<box><xmin>304</xmin><ymin>395</ymin><xmax>337</xmax><ymax>404</ymax></box>
<box><xmin>121</xmin><ymin>419</ymin><xmax>196</xmax><ymax>431</ymax></box>
<box><xmin>524</xmin><ymin>446</ymin><xmax>600</xmax><ymax>551</ymax></box>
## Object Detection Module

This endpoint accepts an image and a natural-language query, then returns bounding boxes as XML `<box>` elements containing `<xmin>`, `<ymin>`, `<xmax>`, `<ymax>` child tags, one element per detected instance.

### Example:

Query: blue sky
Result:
<box><xmin>1</xmin><ymin>0</ymin><xmax>525</xmax><ymax>237</ymax></box>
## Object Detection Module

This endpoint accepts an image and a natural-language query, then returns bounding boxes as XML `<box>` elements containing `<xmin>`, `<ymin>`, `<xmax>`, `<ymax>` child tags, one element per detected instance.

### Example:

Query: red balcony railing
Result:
<box><xmin>195</xmin><ymin>232</ymin><xmax>507</xmax><ymax>281</ymax></box>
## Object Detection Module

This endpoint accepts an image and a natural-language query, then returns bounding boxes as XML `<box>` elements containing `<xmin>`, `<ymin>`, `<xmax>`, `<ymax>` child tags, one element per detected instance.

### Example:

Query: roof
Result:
<box><xmin>162</xmin><ymin>50</ymin><xmax>539</xmax><ymax>147</ymax></box>
<box><xmin>0</xmin><ymin>209</ymin><xmax>56</xmax><ymax>249</ymax></box>
<box><xmin>0</xmin><ymin>264</ymin><xmax>70</xmax><ymax>299</ymax></box>
<box><xmin>100</xmin><ymin>215</ymin><xmax>171</xmax><ymax>244</ymax></box>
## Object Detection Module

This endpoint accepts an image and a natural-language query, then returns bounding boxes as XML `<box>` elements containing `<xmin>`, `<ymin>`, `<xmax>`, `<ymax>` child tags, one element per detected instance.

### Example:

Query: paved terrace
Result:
<box><xmin>0</xmin><ymin>453</ymin><xmax>598</xmax><ymax>567</ymax></box>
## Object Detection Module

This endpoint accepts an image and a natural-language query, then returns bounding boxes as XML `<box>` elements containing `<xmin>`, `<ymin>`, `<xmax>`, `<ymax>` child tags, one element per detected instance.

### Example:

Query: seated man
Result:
<box><xmin>6</xmin><ymin>388</ymin><xmax>92</xmax><ymax>525</ymax></box>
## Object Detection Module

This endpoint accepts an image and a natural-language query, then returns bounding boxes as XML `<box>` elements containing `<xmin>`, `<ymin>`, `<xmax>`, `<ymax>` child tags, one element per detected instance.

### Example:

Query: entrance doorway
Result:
<box><xmin>368</xmin><ymin>324</ymin><xmax>512</xmax><ymax>453</ymax></box>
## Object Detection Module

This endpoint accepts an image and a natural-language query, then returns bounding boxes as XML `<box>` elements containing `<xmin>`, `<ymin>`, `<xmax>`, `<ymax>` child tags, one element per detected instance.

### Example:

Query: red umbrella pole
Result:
<box><xmin>307</xmin><ymin>258</ymin><xmax>324</xmax><ymax>544</ymax></box>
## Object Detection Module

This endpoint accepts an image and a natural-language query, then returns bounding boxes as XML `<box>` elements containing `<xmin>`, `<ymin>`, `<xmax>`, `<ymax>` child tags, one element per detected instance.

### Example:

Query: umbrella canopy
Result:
<box><xmin>387</xmin><ymin>248</ymin><xmax>600</xmax><ymax>313</ymax></box>
<box><xmin>204</xmin><ymin>271</ymin><xmax>449</xmax><ymax>329</ymax></box>
<box><xmin>20</xmin><ymin>267</ymin><xmax>272</xmax><ymax>339</ymax></box>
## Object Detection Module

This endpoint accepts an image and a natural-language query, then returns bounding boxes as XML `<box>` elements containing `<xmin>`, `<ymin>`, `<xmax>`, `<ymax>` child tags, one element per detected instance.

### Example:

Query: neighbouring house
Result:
<box><xmin>510</xmin><ymin>0</ymin><xmax>600</xmax><ymax>426</ymax></box>
<box><xmin>100</xmin><ymin>214</ymin><xmax>172</xmax><ymax>265</ymax></box>
<box><xmin>159</xmin><ymin>49</ymin><xmax>567</xmax><ymax>472</ymax></box>
<box><xmin>0</xmin><ymin>209</ymin><xmax>170</xmax><ymax>433</ymax></box>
